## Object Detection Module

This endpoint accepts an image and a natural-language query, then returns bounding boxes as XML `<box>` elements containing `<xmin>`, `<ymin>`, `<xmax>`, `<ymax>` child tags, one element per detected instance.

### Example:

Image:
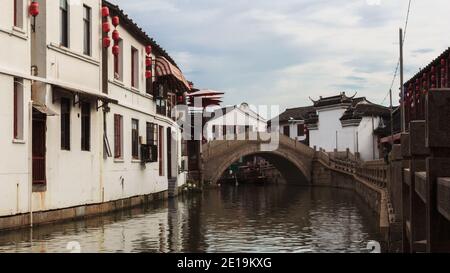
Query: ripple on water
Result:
<box><xmin>0</xmin><ymin>185</ymin><xmax>381</xmax><ymax>253</ymax></box>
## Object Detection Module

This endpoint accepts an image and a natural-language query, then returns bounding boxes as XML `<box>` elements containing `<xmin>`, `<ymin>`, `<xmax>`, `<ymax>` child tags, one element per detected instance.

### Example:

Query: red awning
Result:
<box><xmin>155</xmin><ymin>56</ymin><xmax>190</xmax><ymax>91</ymax></box>
<box><xmin>380</xmin><ymin>133</ymin><xmax>402</xmax><ymax>144</ymax></box>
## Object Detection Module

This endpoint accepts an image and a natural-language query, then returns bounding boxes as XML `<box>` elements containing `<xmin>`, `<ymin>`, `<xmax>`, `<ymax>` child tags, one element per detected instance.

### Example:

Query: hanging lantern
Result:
<box><xmin>112</xmin><ymin>45</ymin><xmax>120</xmax><ymax>56</ymax></box>
<box><xmin>431</xmin><ymin>66</ymin><xmax>436</xmax><ymax>73</ymax></box>
<box><xmin>103</xmin><ymin>37</ymin><xmax>111</xmax><ymax>48</ymax></box>
<box><xmin>441</xmin><ymin>58</ymin><xmax>446</xmax><ymax>66</ymax></box>
<box><xmin>29</xmin><ymin>1</ymin><xmax>39</xmax><ymax>17</ymax></box>
<box><xmin>177</xmin><ymin>95</ymin><xmax>184</xmax><ymax>103</ymax></box>
<box><xmin>112</xmin><ymin>30</ymin><xmax>120</xmax><ymax>41</ymax></box>
<box><xmin>101</xmin><ymin>6</ymin><xmax>110</xmax><ymax>17</ymax></box>
<box><xmin>146</xmin><ymin>57</ymin><xmax>152</xmax><ymax>67</ymax></box>
<box><xmin>102</xmin><ymin>22</ymin><xmax>111</xmax><ymax>33</ymax></box>
<box><xmin>146</xmin><ymin>45</ymin><xmax>152</xmax><ymax>55</ymax></box>
<box><xmin>145</xmin><ymin>70</ymin><xmax>152</xmax><ymax>79</ymax></box>
<box><xmin>112</xmin><ymin>16</ymin><xmax>120</xmax><ymax>27</ymax></box>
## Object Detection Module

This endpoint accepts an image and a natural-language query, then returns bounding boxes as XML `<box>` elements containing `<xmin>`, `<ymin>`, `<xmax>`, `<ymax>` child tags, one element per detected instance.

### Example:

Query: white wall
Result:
<box><xmin>205</xmin><ymin>105</ymin><xmax>267</xmax><ymax>141</ymax></box>
<box><xmin>279</xmin><ymin>122</ymin><xmax>307</xmax><ymax>142</ymax></box>
<box><xmin>0</xmin><ymin>0</ymin><xmax>187</xmax><ymax>217</ymax></box>
<box><xmin>357</xmin><ymin>116</ymin><xmax>379</xmax><ymax>161</ymax></box>
<box><xmin>309</xmin><ymin>107</ymin><xmax>348</xmax><ymax>151</ymax></box>
<box><xmin>0</xmin><ymin>1</ymin><xmax>32</xmax><ymax>217</ymax></box>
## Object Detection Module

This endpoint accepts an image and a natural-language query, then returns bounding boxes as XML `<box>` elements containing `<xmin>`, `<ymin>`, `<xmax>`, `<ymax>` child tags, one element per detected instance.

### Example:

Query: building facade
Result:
<box><xmin>275</xmin><ymin>106</ymin><xmax>315</xmax><ymax>145</ymax></box>
<box><xmin>0</xmin><ymin>0</ymin><xmax>189</xmax><ymax>225</ymax></box>
<box><xmin>204</xmin><ymin>103</ymin><xmax>267</xmax><ymax>141</ymax></box>
<box><xmin>306</xmin><ymin>92</ymin><xmax>390</xmax><ymax>161</ymax></box>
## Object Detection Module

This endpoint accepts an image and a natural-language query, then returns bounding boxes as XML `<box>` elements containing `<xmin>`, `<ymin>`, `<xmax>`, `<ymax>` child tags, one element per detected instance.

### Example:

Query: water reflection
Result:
<box><xmin>0</xmin><ymin>185</ymin><xmax>381</xmax><ymax>253</ymax></box>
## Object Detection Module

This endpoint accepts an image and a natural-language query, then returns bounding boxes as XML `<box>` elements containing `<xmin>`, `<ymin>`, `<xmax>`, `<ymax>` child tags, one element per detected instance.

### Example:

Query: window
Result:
<box><xmin>14</xmin><ymin>0</ymin><xmax>23</xmax><ymax>28</ymax></box>
<box><xmin>283</xmin><ymin>125</ymin><xmax>290</xmax><ymax>137</ymax></box>
<box><xmin>131</xmin><ymin>119</ymin><xmax>139</xmax><ymax>159</ymax></box>
<box><xmin>83</xmin><ymin>5</ymin><xmax>91</xmax><ymax>56</ymax></box>
<box><xmin>61</xmin><ymin>98</ymin><xmax>71</xmax><ymax>150</ymax></box>
<box><xmin>60</xmin><ymin>0</ymin><xmax>69</xmax><ymax>47</ymax></box>
<box><xmin>131</xmin><ymin>47</ymin><xmax>139</xmax><ymax>88</ymax></box>
<box><xmin>13</xmin><ymin>78</ymin><xmax>23</xmax><ymax>140</ymax></box>
<box><xmin>114</xmin><ymin>114</ymin><xmax>123</xmax><ymax>159</ymax></box>
<box><xmin>81</xmin><ymin>102</ymin><xmax>91</xmax><ymax>151</ymax></box>
<box><xmin>297</xmin><ymin>124</ymin><xmax>305</xmax><ymax>137</ymax></box>
<box><xmin>146</xmin><ymin>122</ymin><xmax>158</xmax><ymax>146</ymax></box>
<box><xmin>114</xmin><ymin>39</ymin><xmax>123</xmax><ymax>80</ymax></box>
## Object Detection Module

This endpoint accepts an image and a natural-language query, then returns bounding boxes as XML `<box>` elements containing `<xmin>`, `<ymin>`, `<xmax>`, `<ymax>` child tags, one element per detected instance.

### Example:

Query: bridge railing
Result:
<box><xmin>321</xmin><ymin>149</ymin><xmax>388</xmax><ymax>188</ymax></box>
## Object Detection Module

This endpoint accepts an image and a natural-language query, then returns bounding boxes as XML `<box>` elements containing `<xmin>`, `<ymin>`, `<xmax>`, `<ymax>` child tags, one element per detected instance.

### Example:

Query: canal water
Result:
<box><xmin>0</xmin><ymin>185</ymin><xmax>382</xmax><ymax>253</ymax></box>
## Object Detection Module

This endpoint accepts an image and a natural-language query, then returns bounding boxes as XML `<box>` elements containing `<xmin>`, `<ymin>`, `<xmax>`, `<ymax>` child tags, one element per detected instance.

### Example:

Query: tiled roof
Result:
<box><xmin>103</xmin><ymin>1</ymin><xmax>179</xmax><ymax>68</ymax></box>
<box><xmin>277</xmin><ymin>106</ymin><xmax>316</xmax><ymax>123</ymax></box>
<box><xmin>404</xmin><ymin>47</ymin><xmax>450</xmax><ymax>87</ymax></box>
<box><xmin>311</xmin><ymin>92</ymin><xmax>358</xmax><ymax>108</ymax></box>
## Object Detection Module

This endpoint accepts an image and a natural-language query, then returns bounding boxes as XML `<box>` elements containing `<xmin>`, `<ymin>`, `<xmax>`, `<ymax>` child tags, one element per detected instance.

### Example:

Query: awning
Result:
<box><xmin>52</xmin><ymin>84</ymin><xmax>118</xmax><ymax>104</ymax></box>
<box><xmin>380</xmin><ymin>133</ymin><xmax>402</xmax><ymax>144</ymax></box>
<box><xmin>155</xmin><ymin>56</ymin><xmax>191</xmax><ymax>91</ymax></box>
<box><xmin>33</xmin><ymin>102</ymin><xmax>58</xmax><ymax>116</ymax></box>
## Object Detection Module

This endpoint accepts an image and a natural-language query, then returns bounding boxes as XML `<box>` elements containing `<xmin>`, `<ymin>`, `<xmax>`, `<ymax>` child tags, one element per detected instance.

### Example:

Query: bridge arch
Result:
<box><xmin>201</xmin><ymin>133</ymin><xmax>315</xmax><ymax>185</ymax></box>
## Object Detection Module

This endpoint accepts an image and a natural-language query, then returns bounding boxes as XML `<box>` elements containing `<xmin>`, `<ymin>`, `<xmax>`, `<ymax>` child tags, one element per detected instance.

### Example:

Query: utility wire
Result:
<box><xmin>381</xmin><ymin>0</ymin><xmax>412</xmax><ymax>106</ymax></box>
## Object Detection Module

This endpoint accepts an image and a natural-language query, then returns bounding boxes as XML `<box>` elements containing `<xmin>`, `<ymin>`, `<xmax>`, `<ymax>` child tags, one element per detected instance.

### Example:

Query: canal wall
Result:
<box><xmin>312</xmin><ymin>159</ymin><xmax>390</xmax><ymax>246</ymax></box>
<box><xmin>0</xmin><ymin>186</ymin><xmax>186</xmax><ymax>232</ymax></box>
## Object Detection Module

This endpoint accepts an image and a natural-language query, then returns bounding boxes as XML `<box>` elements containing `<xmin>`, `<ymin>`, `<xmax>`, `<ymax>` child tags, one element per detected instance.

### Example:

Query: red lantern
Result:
<box><xmin>112</xmin><ymin>30</ymin><xmax>120</xmax><ymax>41</ymax></box>
<box><xmin>102</xmin><ymin>22</ymin><xmax>111</xmax><ymax>33</ymax></box>
<box><xmin>145</xmin><ymin>70</ymin><xmax>152</xmax><ymax>79</ymax></box>
<box><xmin>146</xmin><ymin>57</ymin><xmax>152</xmax><ymax>67</ymax></box>
<box><xmin>441</xmin><ymin>58</ymin><xmax>446</xmax><ymax>66</ymax></box>
<box><xmin>431</xmin><ymin>66</ymin><xmax>435</xmax><ymax>73</ymax></box>
<box><xmin>177</xmin><ymin>95</ymin><xmax>184</xmax><ymax>103</ymax></box>
<box><xmin>103</xmin><ymin>37</ymin><xmax>111</xmax><ymax>48</ymax></box>
<box><xmin>112</xmin><ymin>16</ymin><xmax>120</xmax><ymax>27</ymax></box>
<box><xmin>112</xmin><ymin>45</ymin><xmax>120</xmax><ymax>56</ymax></box>
<box><xmin>101</xmin><ymin>6</ymin><xmax>110</xmax><ymax>17</ymax></box>
<box><xmin>146</xmin><ymin>45</ymin><xmax>152</xmax><ymax>55</ymax></box>
<box><xmin>29</xmin><ymin>1</ymin><xmax>39</xmax><ymax>17</ymax></box>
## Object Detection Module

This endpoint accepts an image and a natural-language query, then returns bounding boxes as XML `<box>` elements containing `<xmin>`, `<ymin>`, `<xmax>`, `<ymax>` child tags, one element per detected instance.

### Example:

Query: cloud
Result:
<box><xmin>109</xmin><ymin>0</ymin><xmax>450</xmax><ymax>111</ymax></box>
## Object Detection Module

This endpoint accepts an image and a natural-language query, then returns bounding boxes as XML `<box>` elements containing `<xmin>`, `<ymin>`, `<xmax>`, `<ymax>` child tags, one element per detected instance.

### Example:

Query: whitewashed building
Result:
<box><xmin>306</xmin><ymin>92</ymin><xmax>390</xmax><ymax>161</ymax></box>
<box><xmin>275</xmin><ymin>106</ymin><xmax>315</xmax><ymax>145</ymax></box>
<box><xmin>0</xmin><ymin>0</ymin><xmax>33</xmax><ymax>217</ymax></box>
<box><xmin>0</xmin><ymin>0</ymin><xmax>189</xmax><ymax>228</ymax></box>
<box><xmin>204</xmin><ymin>103</ymin><xmax>267</xmax><ymax>141</ymax></box>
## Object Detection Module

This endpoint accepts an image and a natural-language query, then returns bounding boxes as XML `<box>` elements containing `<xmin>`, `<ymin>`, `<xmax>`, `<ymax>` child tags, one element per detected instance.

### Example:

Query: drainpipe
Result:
<box><xmin>372</xmin><ymin>115</ymin><xmax>375</xmax><ymax>160</ymax></box>
<box><xmin>29</xmin><ymin>100</ymin><xmax>33</xmax><ymax>228</ymax></box>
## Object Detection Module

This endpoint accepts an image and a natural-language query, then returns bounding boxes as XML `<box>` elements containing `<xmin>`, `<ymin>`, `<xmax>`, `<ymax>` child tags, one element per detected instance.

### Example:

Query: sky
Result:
<box><xmin>109</xmin><ymin>0</ymin><xmax>450</xmax><ymax>111</ymax></box>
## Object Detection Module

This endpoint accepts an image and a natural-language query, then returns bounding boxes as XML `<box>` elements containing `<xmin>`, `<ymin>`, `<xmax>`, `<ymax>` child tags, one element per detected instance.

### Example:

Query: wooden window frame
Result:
<box><xmin>297</xmin><ymin>123</ymin><xmax>305</xmax><ymax>137</ymax></box>
<box><xmin>81</xmin><ymin>102</ymin><xmax>91</xmax><ymax>151</ymax></box>
<box><xmin>60</xmin><ymin>97</ymin><xmax>71</xmax><ymax>150</ymax></box>
<box><xmin>131</xmin><ymin>47</ymin><xmax>138</xmax><ymax>88</ymax></box>
<box><xmin>114</xmin><ymin>114</ymin><xmax>123</xmax><ymax>159</ymax></box>
<box><xmin>60</xmin><ymin>0</ymin><xmax>69</xmax><ymax>48</ymax></box>
<box><xmin>83</xmin><ymin>5</ymin><xmax>91</xmax><ymax>56</ymax></box>
<box><xmin>131</xmin><ymin>119</ymin><xmax>139</xmax><ymax>159</ymax></box>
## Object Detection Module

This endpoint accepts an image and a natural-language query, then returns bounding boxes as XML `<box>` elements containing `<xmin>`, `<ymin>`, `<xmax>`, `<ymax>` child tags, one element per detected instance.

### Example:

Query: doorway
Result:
<box><xmin>32</xmin><ymin>110</ymin><xmax>46</xmax><ymax>185</ymax></box>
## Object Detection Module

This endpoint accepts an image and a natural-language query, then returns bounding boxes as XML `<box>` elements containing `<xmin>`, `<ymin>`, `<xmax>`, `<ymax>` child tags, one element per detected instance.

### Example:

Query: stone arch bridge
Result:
<box><xmin>201</xmin><ymin>132</ymin><xmax>315</xmax><ymax>185</ymax></box>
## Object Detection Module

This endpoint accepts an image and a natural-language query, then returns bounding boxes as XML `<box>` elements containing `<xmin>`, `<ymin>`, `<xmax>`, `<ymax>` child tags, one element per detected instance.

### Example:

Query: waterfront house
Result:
<box><xmin>0</xmin><ymin>0</ymin><xmax>189</xmax><ymax>229</ymax></box>
<box><xmin>306</xmin><ymin>92</ymin><xmax>390</xmax><ymax>161</ymax></box>
<box><xmin>275</xmin><ymin>106</ymin><xmax>315</xmax><ymax>145</ymax></box>
<box><xmin>0</xmin><ymin>0</ymin><xmax>33</xmax><ymax>217</ymax></box>
<box><xmin>204</xmin><ymin>103</ymin><xmax>267</xmax><ymax>141</ymax></box>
